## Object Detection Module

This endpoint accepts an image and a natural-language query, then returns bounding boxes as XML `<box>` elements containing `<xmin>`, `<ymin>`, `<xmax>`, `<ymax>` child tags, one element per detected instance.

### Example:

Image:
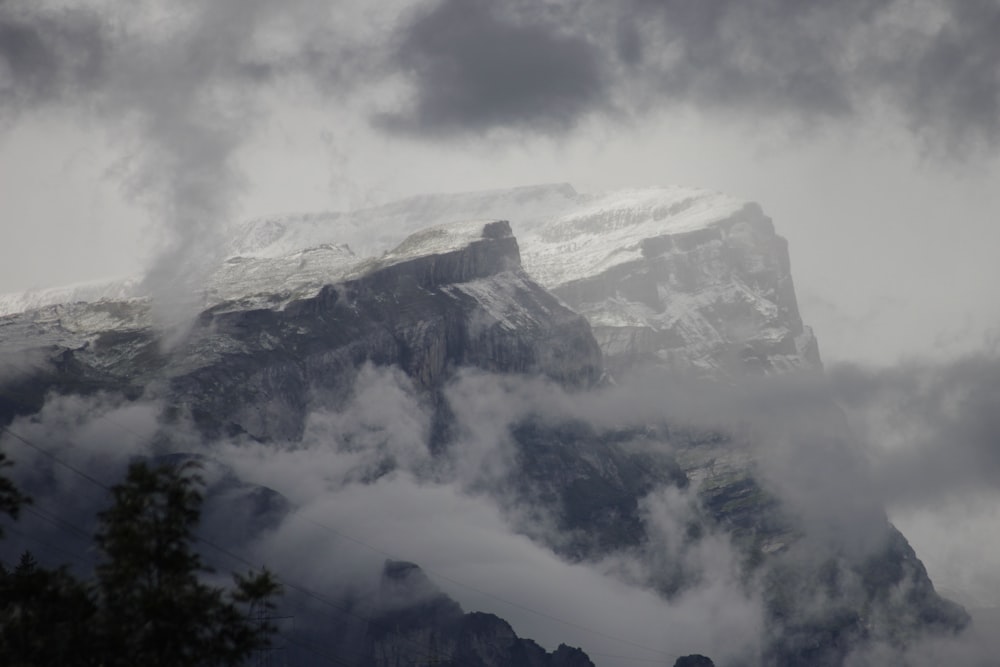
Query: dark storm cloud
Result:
<box><xmin>380</xmin><ymin>0</ymin><xmax>607</xmax><ymax>135</ymax></box>
<box><xmin>0</xmin><ymin>1</ymin><xmax>105</xmax><ymax>115</ymax></box>
<box><xmin>893</xmin><ymin>0</ymin><xmax>1000</xmax><ymax>153</ymax></box>
<box><xmin>384</xmin><ymin>0</ymin><xmax>1000</xmax><ymax>151</ymax></box>
<box><xmin>615</xmin><ymin>0</ymin><xmax>884</xmax><ymax>116</ymax></box>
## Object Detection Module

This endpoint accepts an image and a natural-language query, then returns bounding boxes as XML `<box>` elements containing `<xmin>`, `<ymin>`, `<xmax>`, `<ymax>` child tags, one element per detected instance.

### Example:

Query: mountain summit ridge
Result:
<box><xmin>0</xmin><ymin>184</ymin><xmax>818</xmax><ymax>377</ymax></box>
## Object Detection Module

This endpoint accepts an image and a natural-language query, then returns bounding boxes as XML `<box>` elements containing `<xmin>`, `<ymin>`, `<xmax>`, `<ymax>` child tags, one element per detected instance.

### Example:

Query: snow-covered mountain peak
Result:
<box><xmin>224</xmin><ymin>183</ymin><xmax>741</xmax><ymax>265</ymax></box>
<box><xmin>1</xmin><ymin>183</ymin><xmax>817</xmax><ymax>376</ymax></box>
<box><xmin>516</xmin><ymin>185</ymin><xmax>749</xmax><ymax>287</ymax></box>
<box><xmin>0</xmin><ymin>183</ymin><xmax>738</xmax><ymax>316</ymax></box>
<box><xmin>225</xmin><ymin>183</ymin><xmax>578</xmax><ymax>261</ymax></box>
<box><xmin>0</xmin><ymin>277</ymin><xmax>143</xmax><ymax>318</ymax></box>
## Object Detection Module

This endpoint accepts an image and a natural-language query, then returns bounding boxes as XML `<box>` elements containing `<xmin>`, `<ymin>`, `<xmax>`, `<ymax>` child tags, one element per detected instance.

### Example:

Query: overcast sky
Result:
<box><xmin>3</xmin><ymin>2</ymin><xmax>1000</xmax><ymax>658</ymax></box>
<box><xmin>2</xmin><ymin>0</ymin><xmax>999</xmax><ymax>365</ymax></box>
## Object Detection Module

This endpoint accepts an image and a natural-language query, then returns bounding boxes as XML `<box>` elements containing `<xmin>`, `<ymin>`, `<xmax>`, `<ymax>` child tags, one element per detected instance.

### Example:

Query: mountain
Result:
<box><xmin>0</xmin><ymin>185</ymin><xmax>971</xmax><ymax>666</ymax></box>
<box><xmin>226</xmin><ymin>183</ymin><xmax>821</xmax><ymax>378</ymax></box>
<box><xmin>0</xmin><ymin>183</ymin><xmax>818</xmax><ymax>378</ymax></box>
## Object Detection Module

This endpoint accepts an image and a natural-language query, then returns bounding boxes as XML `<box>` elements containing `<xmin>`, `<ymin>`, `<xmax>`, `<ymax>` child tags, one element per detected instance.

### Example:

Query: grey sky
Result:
<box><xmin>4</xmin><ymin>3</ymin><xmax>1000</xmax><ymax>661</ymax></box>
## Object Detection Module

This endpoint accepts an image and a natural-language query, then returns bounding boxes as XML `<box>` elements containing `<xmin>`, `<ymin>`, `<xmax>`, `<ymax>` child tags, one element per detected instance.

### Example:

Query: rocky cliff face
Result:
<box><xmin>490</xmin><ymin>415</ymin><xmax>967</xmax><ymax>666</ymax></box>
<box><xmin>0</xmin><ymin>219</ymin><xmax>601</xmax><ymax>439</ymax></box>
<box><xmin>223</xmin><ymin>183</ymin><xmax>823</xmax><ymax>378</ymax></box>
<box><xmin>529</xmin><ymin>200</ymin><xmax>821</xmax><ymax>377</ymax></box>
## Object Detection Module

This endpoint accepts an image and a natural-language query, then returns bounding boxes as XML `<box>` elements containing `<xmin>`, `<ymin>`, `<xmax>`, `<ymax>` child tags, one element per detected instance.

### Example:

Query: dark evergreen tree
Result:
<box><xmin>0</xmin><ymin>457</ymin><xmax>281</xmax><ymax>666</ymax></box>
<box><xmin>0</xmin><ymin>449</ymin><xmax>31</xmax><ymax>537</ymax></box>
<box><xmin>0</xmin><ymin>552</ymin><xmax>97</xmax><ymax>667</ymax></box>
<box><xmin>93</xmin><ymin>460</ymin><xmax>281</xmax><ymax>667</ymax></box>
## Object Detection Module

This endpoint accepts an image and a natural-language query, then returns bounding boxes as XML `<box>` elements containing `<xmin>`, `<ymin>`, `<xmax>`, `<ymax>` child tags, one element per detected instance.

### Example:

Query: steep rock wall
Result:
<box><xmin>542</xmin><ymin>203</ymin><xmax>821</xmax><ymax>377</ymax></box>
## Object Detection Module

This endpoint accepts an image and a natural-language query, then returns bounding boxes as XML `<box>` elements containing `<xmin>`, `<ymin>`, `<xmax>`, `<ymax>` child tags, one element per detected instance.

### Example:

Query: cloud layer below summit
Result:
<box><xmin>5</xmin><ymin>358</ymin><xmax>1000</xmax><ymax>663</ymax></box>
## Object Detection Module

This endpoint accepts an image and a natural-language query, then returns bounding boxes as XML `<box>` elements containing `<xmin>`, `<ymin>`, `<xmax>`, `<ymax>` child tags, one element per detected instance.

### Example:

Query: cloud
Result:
<box><xmin>889</xmin><ymin>0</ymin><xmax>1000</xmax><ymax>155</ymax></box>
<box><xmin>2</xmin><ymin>393</ymin><xmax>159</xmax><ymax>493</ymax></box>
<box><xmin>0</xmin><ymin>1</ymin><xmax>105</xmax><ymax>116</ymax></box>
<box><xmin>378</xmin><ymin>0</ymin><xmax>1000</xmax><ymax>154</ymax></box>
<box><xmin>6</xmin><ymin>351</ymin><xmax>1000</xmax><ymax>663</ymax></box>
<box><xmin>830</xmin><ymin>355</ymin><xmax>1000</xmax><ymax>506</ymax></box>
<box><xmin>846</xmin><ymin>630</ymin><xmax>995</xmax><ymax>667</ymax></box>
<box><xmin>0</xmin><ymin>1</ymin><xmax>255</xmax><ymax>319</ymax></box>
<box><xmin>0</xmin><ymin>1</ymin><xmax>381</xmax><ymax>323</ymax></box>
<box><xmin>378</xmin><ymin>0</ymin><xmax>607</xmax><ymax>136</ymax></box>
<box><xmin>0</xmin><ymin>364</ymin><xmax>767</xmax><ymax>664</ymax></box>
<box><xmin>0</xmin><ymin>393</ymin><xmax>162</xmax><ymax>571</ymax></box>
<box><xmin>611</xmin><ymin>0</ymin><xmax>873</xmax><ymax>116</ymax></box>
<box><xmin>10</xmin><ymin>0</ymin><xmax>999</xmax><ymax>156</ymax></box>
<box><xmin>558</xmin><ymin>355</ymin><xmax>1000</xmax><ymax>524</ymax></box>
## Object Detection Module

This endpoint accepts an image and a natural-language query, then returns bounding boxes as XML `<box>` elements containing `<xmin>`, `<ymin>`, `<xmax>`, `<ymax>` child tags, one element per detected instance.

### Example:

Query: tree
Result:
<box><xmin>0</xmin><ymin>449</ymin><xmax>31</xmax><ymax>538</ymax></box>
<box><xmin>93</xmin><ymin>460</ymin><xmax>281</xmax><ymax>667</ymax></box>
<box><xmin>0</xmin><ymin>452</ymin><xmax>280</xmax><ymax>666</ymax></box>
<box><xmin>1</xmin><ymin>448</ymin><xmax>95</xmax><ymax>666</ymax></box>
<box><xmin>0</xmin><ymin>552</ymin><xmax>97</xmax><ymax>667</ymax></box>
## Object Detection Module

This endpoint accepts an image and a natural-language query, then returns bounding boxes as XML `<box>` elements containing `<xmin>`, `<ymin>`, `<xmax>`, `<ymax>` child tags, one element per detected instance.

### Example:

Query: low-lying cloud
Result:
<box><xmin>831</xmin><ymin>356</ymin><xmax>1000</xmax><ymax>505</ymax></box>
<box><xmin>3</xmin><ymin>350</ymin><xmax>1000</xmax><ymax>664</ymax></box>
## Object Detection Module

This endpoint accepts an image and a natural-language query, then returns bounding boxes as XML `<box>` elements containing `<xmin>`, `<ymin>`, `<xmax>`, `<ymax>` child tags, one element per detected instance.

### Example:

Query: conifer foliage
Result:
<box><xmin>0</xmin><ymin>552</ymin><xmax>95</xmax><ymax>666</ymax></box>
<box><xmin>0</xmin><ymin>451</ymin><xmax>30</xmax><ymax>536</ymax></box>
<box><xmin>0</xmin><ymin>458</ymin><xmax>281</xmax><ymax>666</ymax></box>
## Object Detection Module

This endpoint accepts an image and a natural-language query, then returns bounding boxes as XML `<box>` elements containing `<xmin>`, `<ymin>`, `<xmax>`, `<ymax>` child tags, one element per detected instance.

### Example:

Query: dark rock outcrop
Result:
<box><xmin>341</xmin><ymin>561</ymin><xmax>596</xmax><ymax>667</ymax></box>
<box><xmin>674</xmin><ymin>655</ymin><xmax>715</xmax><ymax>667</ymax></box>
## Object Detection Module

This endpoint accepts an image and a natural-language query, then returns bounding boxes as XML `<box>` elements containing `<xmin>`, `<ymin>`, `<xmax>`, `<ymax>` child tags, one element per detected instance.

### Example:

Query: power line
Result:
<box><xmin>0</xmin><ymin>424</ymin><xmax>112</xmax><ymax>491</ymax></box>
<box><xmin>21</xmin><ymin>505</ymin><xmax>95</xmax><ymax>545</ymax></box>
